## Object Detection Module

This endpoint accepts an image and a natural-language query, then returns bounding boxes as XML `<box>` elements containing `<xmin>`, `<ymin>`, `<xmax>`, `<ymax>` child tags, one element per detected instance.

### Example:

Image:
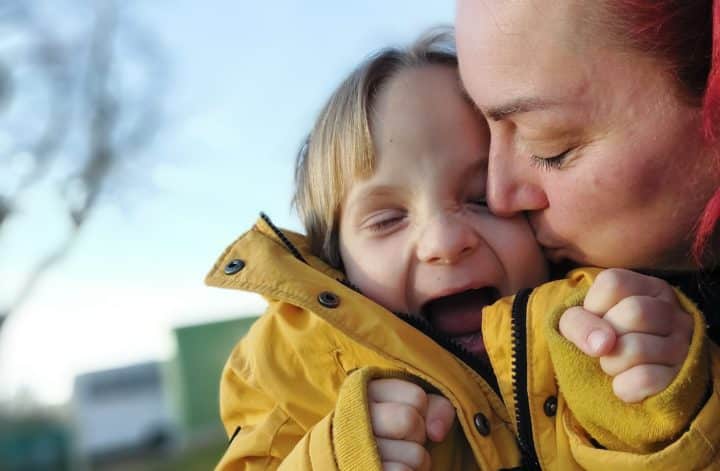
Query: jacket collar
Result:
<box><xmin>204</xmin><ymin>216</ymin><xmax>509</xmax><ymax>419</ymax></box>
<box><xmin>205</xmin><ymin>214</ymin><xmax>349</xmax><ymax>288</ymax></box>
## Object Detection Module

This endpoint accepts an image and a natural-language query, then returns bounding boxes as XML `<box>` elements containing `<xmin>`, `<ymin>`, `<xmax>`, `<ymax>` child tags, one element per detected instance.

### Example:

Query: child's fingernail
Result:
<box><xmin>588</xmin><ymin>330</ymin><xmax>608</xmax><ymax>353</ymax></box>
<box><xmin>429</xmin><ymin>419</ymin><xmax>445</xmax><ymax>441</ymax></box>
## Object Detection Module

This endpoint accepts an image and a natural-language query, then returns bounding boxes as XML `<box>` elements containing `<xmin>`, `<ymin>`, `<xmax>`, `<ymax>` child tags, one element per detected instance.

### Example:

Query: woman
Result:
<box><xmin>456</xmin><ymin>0</ymin><xmax>720</xmax><ymax>345</ymax></box>
<box><xmin>454</xmin><ymin>0</ymin><xmax>720</xmax><ymax>468</ymax></box>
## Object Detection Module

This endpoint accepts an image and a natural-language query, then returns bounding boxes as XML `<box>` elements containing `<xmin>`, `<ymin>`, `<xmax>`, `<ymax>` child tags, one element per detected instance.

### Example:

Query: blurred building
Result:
<box><xmin>72</xmin><ymin>362</ymin><xmax>176</xmax><ymax>464</ymax></box>
<box><xmin>7</xmin><ymin>315</ymin><xmax>261</xmax><ymax>470</ymax></box>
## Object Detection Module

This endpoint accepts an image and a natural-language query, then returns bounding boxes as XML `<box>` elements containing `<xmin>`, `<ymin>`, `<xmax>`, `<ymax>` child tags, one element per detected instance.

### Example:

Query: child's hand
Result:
<box><xmin>368</xmin><ymin>378</ymin><xmax>455</xmax><ymax>471</ymax></box>
<box><xmin>559</xmin><ymin>269</ymin><xmax>693</xmax><ymax>403</ymax></box>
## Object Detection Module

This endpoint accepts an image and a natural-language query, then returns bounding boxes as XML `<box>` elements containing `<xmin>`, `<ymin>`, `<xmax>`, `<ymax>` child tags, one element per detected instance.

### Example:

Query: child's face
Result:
<box><xmin>339</xmin><ymin>65</ymin><xmax>548</xmax><ymax>356</ymax></box>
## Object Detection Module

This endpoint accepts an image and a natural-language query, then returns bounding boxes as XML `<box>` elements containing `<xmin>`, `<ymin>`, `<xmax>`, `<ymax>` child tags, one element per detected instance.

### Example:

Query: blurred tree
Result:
<box><xmin>0</xmin><ymin>0</ymin><xmax>167</xmax><ymax>332</ymax></box>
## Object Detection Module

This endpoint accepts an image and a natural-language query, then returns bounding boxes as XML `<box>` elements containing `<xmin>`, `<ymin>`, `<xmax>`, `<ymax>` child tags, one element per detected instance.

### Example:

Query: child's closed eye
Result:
<box><xmin>363</xmin><ymin>210</ymin><xmax>407</xmax><ymax>233</ymax></box>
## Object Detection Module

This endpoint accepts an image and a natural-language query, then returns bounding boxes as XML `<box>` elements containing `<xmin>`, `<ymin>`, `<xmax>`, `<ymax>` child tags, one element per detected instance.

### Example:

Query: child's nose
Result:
<box><xmin>416</xmin><ymin>214</ymin><xmax>480</xmax><ymax>265</ymax></box>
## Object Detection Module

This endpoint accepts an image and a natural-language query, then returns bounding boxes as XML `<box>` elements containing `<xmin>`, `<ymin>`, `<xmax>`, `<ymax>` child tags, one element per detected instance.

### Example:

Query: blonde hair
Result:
<box><xmin>293</xmin><ymin>27</ymin><xmax>457</xmax><ymax>268</ymax></box>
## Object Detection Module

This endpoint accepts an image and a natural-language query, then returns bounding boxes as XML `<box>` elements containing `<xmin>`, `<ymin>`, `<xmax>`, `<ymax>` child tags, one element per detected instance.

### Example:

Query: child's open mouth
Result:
<box><xmin>421</xmin><ymin>287</ymin><xmax>500</xmax><ymax>357</ymax></box>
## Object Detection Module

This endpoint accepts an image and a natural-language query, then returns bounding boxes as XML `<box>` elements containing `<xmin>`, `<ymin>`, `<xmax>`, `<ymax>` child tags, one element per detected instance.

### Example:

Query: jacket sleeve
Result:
<box><xmin>330</xmin><ymin>367</ymin><xmax>473</xmax><ymax>471</ymax></box>
<box><xmin>215</xmin><ymin>353</ymin><xmax>468</xmax><ymax>471</ymax></box>
<box><xmin>556</xmin><ymin>346</ymin><xmax>720</xmax><ymax>470</ymax></box>
<box><xmin>215</xmin><ymin>362</ymin><xmax>340</xmax><ymax>470</ymax></box>
<box><xmin>214</xmin><ymin>315</ymin><xmax>387</xmax><ymax>470</ymax></box>
<box><xmin>545</xmin><ymin>285</ymin><xmax>711</xmax><ymax>455</ymax></box>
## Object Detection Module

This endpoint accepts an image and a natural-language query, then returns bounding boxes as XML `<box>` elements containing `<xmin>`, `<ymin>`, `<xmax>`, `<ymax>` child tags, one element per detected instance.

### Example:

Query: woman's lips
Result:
<box><xmin>536</xmin><ymin>231</ymin><xmax>569</xmax><ymax>262</ymax></box>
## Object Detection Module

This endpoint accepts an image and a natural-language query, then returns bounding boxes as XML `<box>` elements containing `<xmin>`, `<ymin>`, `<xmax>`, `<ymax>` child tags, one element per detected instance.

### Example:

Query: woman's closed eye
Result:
<box><xmin>530</xmin><ymin>148</ymin><xmax>572</xmax><ymax>170</ymax></box>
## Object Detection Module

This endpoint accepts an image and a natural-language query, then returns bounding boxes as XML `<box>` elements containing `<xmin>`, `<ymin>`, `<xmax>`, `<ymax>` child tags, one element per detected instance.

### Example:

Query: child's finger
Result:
<box><xmin>599</xmin><ymin>332</ymin><xmax>689</xmax><ymax>376</ymax></box>
<box><xmin>370</xmin><ymin>402</ymin><xmax>426</xmax><ymax>444</ymax></box>
<box><xmin>425</xmin><ymin>394</ymin><xmax>455</xmax><ymax>442</ymax></box>
<box><xmin>602</xmin><ymin>295</ymin><xmax>684</xmax><ymax>337</ymax></box>
<box><xmin>382</xmin><ymin>463</ymin><xmax>414</xmax><ymax>471</ymax></box>
<box><xmin>368</xmin><ymin>379</ymin><xmax>428</xmax><ymax>416</ymax></box>
<box><xmin>559</xmin><ymin>306</ymin><xmax>617</xmax><ymax>356</ymax></box>
<box><xmin>612</xmin><ymin>364</ymin><xmax>679</xmax><ymax>403</ymax></box>
<box><xmin>377</xmin><ymin>438</ymin><xmax>431</xmax><ymax>471</ymax></box>
<box><xmin>585</xmin><ymin>268</ymin><xmax>677</xmax><ymax>314</ymax></box>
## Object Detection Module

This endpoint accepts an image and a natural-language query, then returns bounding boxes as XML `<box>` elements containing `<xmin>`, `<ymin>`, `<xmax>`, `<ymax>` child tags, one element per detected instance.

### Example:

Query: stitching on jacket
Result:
<box><xmin>266</xmin><ymin>408</ymin><xmax>293</xmax><ymax>462</ymax></box>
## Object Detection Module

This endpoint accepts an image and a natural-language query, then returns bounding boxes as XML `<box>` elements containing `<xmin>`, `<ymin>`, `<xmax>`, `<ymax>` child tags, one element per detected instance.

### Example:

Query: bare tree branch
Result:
<box><xmin>0</xmin><ymin>2</ymin><xmax>73</xmax><ymax>200</ymax></box>
<box><xmin>0</xmin><ymin>0</ymin><xmax>166</xmax><ymax>332</ymax></box>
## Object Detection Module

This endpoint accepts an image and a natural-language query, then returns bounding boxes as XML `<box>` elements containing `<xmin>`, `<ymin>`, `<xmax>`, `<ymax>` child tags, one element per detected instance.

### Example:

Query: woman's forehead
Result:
<box><xmin>456</xmin><ymin>0</ymin><xmax>613</xmax><ymax>113</ymax></box>
<box><xmin>456</xmin><ymin>0</ymin><xmax>600</xmax><ymax>57</ymax></box>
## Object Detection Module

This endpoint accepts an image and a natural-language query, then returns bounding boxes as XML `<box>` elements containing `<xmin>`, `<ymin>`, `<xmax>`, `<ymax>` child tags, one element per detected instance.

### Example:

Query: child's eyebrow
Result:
<box><xmin>345</xmin><ymin>184</ymin><xmax>403</xmax><ymax>212</ymax></box>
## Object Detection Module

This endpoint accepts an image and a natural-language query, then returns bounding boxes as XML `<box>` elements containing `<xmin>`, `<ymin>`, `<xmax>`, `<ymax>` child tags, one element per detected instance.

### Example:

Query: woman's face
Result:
<box><xmin>456</xmin><ymin>0</ymin><xmax>718</xmax><ymax>270</ymax></box>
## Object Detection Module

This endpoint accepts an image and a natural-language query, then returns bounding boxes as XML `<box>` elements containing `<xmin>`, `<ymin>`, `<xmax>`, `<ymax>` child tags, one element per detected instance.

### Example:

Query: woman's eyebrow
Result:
<box><xmin>456</xmin><ymin>77</ymin><xmax>560</xmax><ymax>121</ymax></box>
<box><xmin>484</xmin><ymin>97</ymin><xmax>560</xmax><ymax>121</ymax></box>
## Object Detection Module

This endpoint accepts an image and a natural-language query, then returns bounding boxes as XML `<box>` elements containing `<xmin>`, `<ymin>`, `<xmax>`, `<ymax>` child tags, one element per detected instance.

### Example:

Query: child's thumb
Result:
<box><xmin>559</xmin><ymin>306</ymin><xmax>617</xmax><ymax>356</ymax></box>
<box><xmin>425</xmin><ymin>394</ymin><xmax>455</xmax><ymax>442</ymax></box>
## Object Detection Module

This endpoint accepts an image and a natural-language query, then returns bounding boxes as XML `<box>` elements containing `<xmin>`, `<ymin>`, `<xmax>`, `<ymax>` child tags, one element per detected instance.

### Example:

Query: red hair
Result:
<box><xmin>698</xmin><ymin>0</ymin><xmax>720</xmax><ymax>261</ymax></box>
<box><xmin>611</xmin><ymin>0</ymin><xmax>719</xmax><ymax>264</ymax></box>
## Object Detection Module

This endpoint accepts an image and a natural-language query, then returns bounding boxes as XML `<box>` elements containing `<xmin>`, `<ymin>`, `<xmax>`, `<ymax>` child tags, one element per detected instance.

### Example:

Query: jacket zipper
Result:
<box><xmin>510</xmin><ymin>288</ymin><xmax>542</xmax><ymax>471</ymax></box>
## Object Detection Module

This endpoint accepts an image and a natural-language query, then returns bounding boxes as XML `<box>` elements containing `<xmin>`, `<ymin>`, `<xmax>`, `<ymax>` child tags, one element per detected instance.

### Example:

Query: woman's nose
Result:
<box><xmin>487</xmin><ymin>141</ymin><xmax>549</xmax><ymax>217</ymax></box>
<box><xmin>416</xmin><ymin>214</ymin><xmax>480</xmax><ymax>265</ymax></box>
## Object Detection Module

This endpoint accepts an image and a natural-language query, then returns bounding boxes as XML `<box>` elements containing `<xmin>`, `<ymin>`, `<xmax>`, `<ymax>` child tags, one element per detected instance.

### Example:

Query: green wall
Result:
<box><xmin>172</xmin><ymin>316</ymin><xmax>258</xmax><ymax>435</ymax></box>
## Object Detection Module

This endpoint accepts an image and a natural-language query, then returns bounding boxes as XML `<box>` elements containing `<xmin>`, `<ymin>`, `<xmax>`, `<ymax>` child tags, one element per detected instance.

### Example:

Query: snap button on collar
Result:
<box><xmin>473</xmin><ymin>412</ymin><xmax>490</xmax><ymax>436</ymax></box>
<box><xmin>318</xmin><ymin>291</ymin><xmax>340</xmax><ymax>308</ymax></box>
<box><xmin>224</xmin><ymin>259</ymin><xmax>245</xmax><ymax>275</ymax></box>
<box><xmin>543</xmin><ymin>396</ymin><xmax>557</xmax><ymax>417</ymax></box>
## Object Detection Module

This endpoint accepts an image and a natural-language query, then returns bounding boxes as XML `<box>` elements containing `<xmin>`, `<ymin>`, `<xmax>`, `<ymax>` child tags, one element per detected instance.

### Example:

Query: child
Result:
<box><xmin>207</xmin><ymin>30</ymin><xmax>712</xmax><ymax>470</ymax></box>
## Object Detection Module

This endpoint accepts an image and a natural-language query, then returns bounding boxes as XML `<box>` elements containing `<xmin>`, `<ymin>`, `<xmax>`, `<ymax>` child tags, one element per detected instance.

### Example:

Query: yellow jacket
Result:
<box><xmin>206</xmin><ymin>217</ymin><xmax>720</xmax><ymax>470</ymax></box>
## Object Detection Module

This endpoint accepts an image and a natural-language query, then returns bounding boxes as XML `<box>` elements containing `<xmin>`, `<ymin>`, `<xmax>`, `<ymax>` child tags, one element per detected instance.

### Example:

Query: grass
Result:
<box><xmin>94</xmin><ymin>440</ymin><xmax>227</xmax><ymax>471</ymax></box>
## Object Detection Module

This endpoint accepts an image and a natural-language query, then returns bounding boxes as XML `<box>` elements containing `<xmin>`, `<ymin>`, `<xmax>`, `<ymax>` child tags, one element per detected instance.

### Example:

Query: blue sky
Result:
<box><xmin>0</xmin><ymin>1</ymin><xmax>455</xmax><ymax>404</ymax></box>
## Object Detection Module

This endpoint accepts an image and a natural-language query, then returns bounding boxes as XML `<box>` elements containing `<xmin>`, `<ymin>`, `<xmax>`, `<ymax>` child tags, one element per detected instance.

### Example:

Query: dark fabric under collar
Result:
<box><xmin>660</xmin><ymin>269</ymin><xmax>720</xmax><ymax>344</ymax></box>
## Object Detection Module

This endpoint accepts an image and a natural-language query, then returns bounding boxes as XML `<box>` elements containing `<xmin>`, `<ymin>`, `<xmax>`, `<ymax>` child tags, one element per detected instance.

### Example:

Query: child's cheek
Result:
<box><xmin>345</xmin><ymin>238</ymin><xmax>410</xmax><ymax>313</ymax></box>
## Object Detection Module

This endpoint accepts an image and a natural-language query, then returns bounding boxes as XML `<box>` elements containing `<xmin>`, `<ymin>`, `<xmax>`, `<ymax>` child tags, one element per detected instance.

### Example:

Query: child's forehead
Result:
<box><xmin>343</xmin><ymin>152</ymin><xmax>487</xmax><ymax>202</ymax></box>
